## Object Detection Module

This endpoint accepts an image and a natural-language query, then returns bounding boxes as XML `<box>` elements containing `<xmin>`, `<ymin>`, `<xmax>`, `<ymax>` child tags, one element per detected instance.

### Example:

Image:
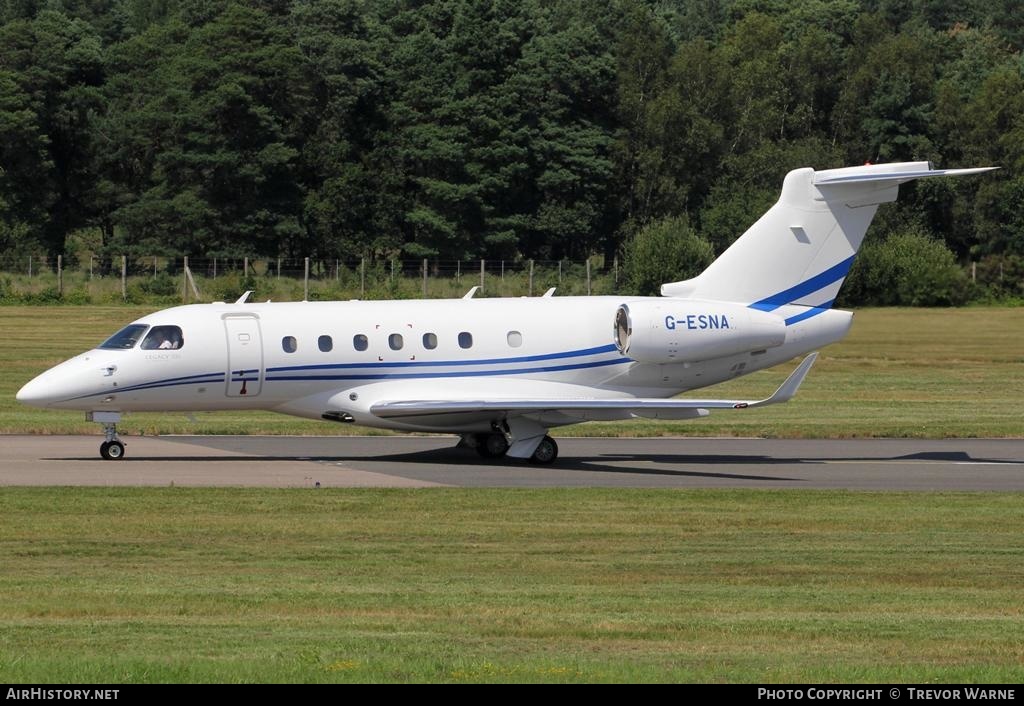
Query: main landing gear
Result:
<box><xmin>474</xmin><ymin>432</ymin><xmax>509</xmax><ymax>459</ymax></box>
<box><xmin>88</xmin><ymin>411</ymin><xmax>125</xmax><ymax>460</ymax></box>
<box><xmin>466</xmin><ymin>432</ymin><xmax>559</xmax><ymax>465</ymax></box>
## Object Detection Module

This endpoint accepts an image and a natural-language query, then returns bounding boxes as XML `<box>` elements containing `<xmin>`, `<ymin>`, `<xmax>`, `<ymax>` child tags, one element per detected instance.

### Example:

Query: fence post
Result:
<box><xmin>480</xmin><ymin>259</ymin><xmax>485</xmax><ymax>292</ymax></box>
<box><xmin>361</xmin><ymin>257</ymin><xmax>366</xmax><ymax>298</ymax></box>
<box><xmin>122</xmin><ymin>255</ymin><xmax>127</xmax><ymax>301</ymax></box>
<box><xmin>89</xmin><ymin>255</ymin><xmax>94</xmax><ymax>281</ymax></box>
<box><xmin>243</xmin><ymin>256</ymin><xmax>249</xmax><ymax>279</ymax></box>
<box><xmin>28</xmin><ymin>255</ymin><xmax>32</xmax><ymax>278</ymax></box>
<box><xmin>57</xmin><ymin>255</ymin><xmax>63</xmax><ymax>296</ymax></box>
<box><xmin>586</xmin><ymin>258</ymin><xmax>591</xmax><ymax>296</ymax></box>
<box><xmin>613</xmin><ymin>255</ymin><xmax>618</xmax><ymax>285</ymax></box>
<box><xmin>335</xmin><ymin>258</ymin><xmax>339</xmax><ymax>282</ymax></box>
<box><xmin>558</xmin><ymin>260</ymin><xmax>562</xmax><ymax>283</ymax></box>
<box><xmin>422</xmin><ymin>258</ymin><xmax>428</xmax><ymax>297</ymax></box>
<box><xmin>529</xmin><ymin>259</ymin><xmax>534</xmax><ymax>296</ymax></box>
<box><xmin>501</xmin><ymin>259</ymin><xmax>504</xmax><ymax>280</ymax></box>
<box><xmin>182</xmin><ymin>256</ymin><xmax>188</xmax><ymax>303</ymax></box>
<box><xmin>304</xmin><ymin>257</ymin><xmax>310</xmax><ymax>300</ymax></box>
<box><xmin>276</xmin><ymin>257</ymin><xmax>281</xmax><ymax>280</ymax></box>
<box><xmin>971</xmin><ymin>261</ymin><xmax>976</xmax><ymax>283</ymax></box>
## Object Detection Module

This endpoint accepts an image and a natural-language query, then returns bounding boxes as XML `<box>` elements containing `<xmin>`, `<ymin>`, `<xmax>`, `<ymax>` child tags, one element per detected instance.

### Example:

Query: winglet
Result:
<box><xmin>748</xmin><ymin>352</ymin><xmax>818</xmax><ymax>408</ymax></box>
<box><xmin>463</xmin><ymin>286</ymin><xmax>480</xmax><ymax>299</ymax></box>
<box><xmin>235</xmin><ymin>290</ymin><xmax>252</xmax><ymax>304</ymax></box>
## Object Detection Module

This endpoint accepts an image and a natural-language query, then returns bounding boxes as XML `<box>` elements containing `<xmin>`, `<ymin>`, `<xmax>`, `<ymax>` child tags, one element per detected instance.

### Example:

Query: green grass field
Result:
<box><xmin>0</xmin><ymin>488</ymin><xmax>1021</xmax><ymax>683</ymax></box>
<box><xmin>2</xmin><ymin>305</ymin><xmax>1022</xmax><ymax>437</ymax></box>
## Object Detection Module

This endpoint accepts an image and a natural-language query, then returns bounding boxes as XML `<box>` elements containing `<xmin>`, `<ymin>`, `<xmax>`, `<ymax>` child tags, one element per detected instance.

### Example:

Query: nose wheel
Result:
<box><xmin>100</xmin><ymin>439</ymin><xmax>125</xmax><ymax>460</ymax></box>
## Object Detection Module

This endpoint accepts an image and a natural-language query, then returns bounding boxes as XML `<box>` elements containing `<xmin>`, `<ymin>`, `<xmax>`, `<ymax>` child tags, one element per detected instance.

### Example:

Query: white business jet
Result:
<box><xmin>17</xmin><ymin>161</ymin><xmax>994</xmax><ymax>463</ymax></box>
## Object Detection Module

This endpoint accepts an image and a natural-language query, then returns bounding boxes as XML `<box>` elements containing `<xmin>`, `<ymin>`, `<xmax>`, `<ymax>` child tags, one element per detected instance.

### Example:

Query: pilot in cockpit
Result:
<box><xmin>142</xmin><ymin>326</ymin><xmax>184</xmax><ymax>350</ymax></box>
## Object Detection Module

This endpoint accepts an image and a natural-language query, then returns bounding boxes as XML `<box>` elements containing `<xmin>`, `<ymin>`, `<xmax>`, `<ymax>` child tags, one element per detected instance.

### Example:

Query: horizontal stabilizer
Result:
<box><xmin>369</xmin><ymin>353</ymin><xmax>818</xmax><ymax>420</ymax></box>
<box><xmin>813</xmin><ymin>166</ymin><xmax>998</xmax><ymax>186</ymax></box>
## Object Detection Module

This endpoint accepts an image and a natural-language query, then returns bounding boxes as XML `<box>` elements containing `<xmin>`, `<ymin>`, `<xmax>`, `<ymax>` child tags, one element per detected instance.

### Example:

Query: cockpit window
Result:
<box><xmin>141</xmin><ymin>325</ymin><xmax>185</xmax><ymax>350</ymax></box>
<box><xmin>99</xmin><ymin>324</ymin><xmax>150</xmax><ymax>350</ymax></box>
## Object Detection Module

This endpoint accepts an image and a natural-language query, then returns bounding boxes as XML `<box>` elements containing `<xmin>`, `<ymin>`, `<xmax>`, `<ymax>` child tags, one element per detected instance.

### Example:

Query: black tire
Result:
<box><xmin>529</xmin><ymin>436</ymin><xmax>558</xmax><ymax>465</ymax></box>
<box><xmin>475</xmin><ymin>433</ymin><xmax>509</xmax><ymax>458</ymax></box>
<box><xmin>101</xmin><ymin>440</ymin><xmax>125</xmax><ymax>460</ymax></box>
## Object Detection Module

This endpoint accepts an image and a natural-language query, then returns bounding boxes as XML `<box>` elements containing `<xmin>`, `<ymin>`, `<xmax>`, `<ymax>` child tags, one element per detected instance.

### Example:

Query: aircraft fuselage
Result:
<box><xmin>17</xmin><ymin>295</ymin><xmax>851</xmax><ymax>433</ymax></box>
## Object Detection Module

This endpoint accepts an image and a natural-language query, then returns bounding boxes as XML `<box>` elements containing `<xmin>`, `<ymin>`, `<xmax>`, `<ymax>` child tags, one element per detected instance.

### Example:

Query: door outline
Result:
<box><xmin>224</xmin><ymin>315</ymin><xmax>264</xmax><ymax>397</ymax></box>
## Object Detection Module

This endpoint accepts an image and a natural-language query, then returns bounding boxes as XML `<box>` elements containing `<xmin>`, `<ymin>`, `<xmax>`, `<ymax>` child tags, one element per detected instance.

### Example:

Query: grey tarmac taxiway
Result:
<box><xmin>1</xmin><ymin>435</ymin><xmax>1022</xmax><ymax>490</ymax></box>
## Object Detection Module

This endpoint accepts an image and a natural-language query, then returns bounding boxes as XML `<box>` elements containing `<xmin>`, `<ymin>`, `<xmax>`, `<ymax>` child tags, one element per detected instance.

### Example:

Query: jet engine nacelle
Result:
<box><xmin>614</xmin><ymin>300</ymin><xmax>786</xmax><ymax>363</ymax></box>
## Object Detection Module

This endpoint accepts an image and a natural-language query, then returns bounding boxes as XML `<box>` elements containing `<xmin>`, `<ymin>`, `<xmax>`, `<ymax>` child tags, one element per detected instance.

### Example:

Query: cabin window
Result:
<box><xmin>458</xmin><ymin>331</ymin><xmax>473</xmax><ymax>349</ymax></box>
<box><xmin>282</xmin><ymin>336</ymin><xmax>297</xmax><ymax>353</ymax></box>
<box><xmin>422</xmin><ymin>332</ymin><xmax>437</xmax><ymax>350</ymax></box>
<box><xmin>389</xmin><ymin>333</ymin><xmax>404</xmax><ymax>350</ymax></box>
<box><xmin>318</xmin><ymin>335</ymin><xmax>333</xmax><ymax>353</ymax></box>
<box><xmin>141</xmin><ymin>325</ymin><xmax>184</xmax><ymax>350</ymax></box>
<box><xmin>507</xmin><ymin>331</ymin><xmax>523</xmax><ymax>347</ymax></box>
<box><xmin>100</xmin><ymin>324</ymin><xmax>149</xmax><ymax>350</ymax></box>
<box><xmin>353</xmin><ymin>334</ymin><xmax>368</xmax><ymax>351</ymax></box>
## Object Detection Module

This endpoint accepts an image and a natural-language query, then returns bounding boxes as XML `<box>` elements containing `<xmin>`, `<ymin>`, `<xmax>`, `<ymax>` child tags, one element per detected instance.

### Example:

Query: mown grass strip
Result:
<box><xmin>0</xmin><ymin>488</ymin><xmax>1021</xmax><ymax>683</ymax></box>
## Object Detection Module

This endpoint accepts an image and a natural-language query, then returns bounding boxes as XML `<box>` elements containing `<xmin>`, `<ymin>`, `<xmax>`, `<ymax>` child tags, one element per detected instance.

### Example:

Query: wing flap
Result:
<box><xmin>369</xmin><ymin>353</ymin><xmax>817</xmax><ymax>420</ymax></box>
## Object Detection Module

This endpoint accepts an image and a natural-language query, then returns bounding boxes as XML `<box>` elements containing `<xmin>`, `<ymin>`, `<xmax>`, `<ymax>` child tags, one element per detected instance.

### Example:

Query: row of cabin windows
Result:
<box><xmin>281</xmin><ymin>330</ymin><xmax>524</xmax><ymax>353</ymax></box>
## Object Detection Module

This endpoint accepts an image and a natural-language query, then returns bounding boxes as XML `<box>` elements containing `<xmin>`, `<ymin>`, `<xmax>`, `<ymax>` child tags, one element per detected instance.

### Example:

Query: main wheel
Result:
<box><xmin>529</xmin><ymin>436</ymin><xmax>558</xmax><ymax>465</ymax></box>
<box><xmin>100</xmin><ymin>440</ymin><xmax>125</xmax><ymax>460</ymax></box>
<box><xmin>475</xmin><ymin>433</ymin><xmax>509</xmax><ymax>458</ymax></box>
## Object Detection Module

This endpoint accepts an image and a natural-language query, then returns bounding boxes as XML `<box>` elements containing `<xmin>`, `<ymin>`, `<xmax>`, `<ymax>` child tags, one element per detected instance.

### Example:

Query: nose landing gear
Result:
<box><xmin>88</xmin><ymin>411</ymin><xmax>125</xmax><ymax>460</ymax></box>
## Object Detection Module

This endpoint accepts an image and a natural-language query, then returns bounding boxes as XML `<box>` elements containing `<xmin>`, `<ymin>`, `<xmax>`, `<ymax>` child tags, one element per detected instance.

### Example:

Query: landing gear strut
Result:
<box><xmin>88</xmin><ymin>411</ymin><xmax>125</xmax><ymax>461</ymax></box>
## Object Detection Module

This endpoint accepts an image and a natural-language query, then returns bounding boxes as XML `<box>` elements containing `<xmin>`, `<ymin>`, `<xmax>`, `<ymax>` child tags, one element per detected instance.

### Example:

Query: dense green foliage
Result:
<box><xmin>1</xmin><ymin>0</ymin><xmax>1022</xmax><ymax>301</ymax></box>
<box><xmin>840</xmin><ymin>228</ymin><xmax>972</xmax><ymax>306</ymax></box>
<box><xmin>624</xmin><ymin>215</ymin><xmax>713</xmax><ymax>295</ymax></box>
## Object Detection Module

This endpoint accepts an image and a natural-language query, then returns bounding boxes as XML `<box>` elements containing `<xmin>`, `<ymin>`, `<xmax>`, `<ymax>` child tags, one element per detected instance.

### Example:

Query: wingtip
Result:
<box><xmin>751</xmin><ymin>352</ymin><xmax>818</xmax><ymax>407</ymax></box>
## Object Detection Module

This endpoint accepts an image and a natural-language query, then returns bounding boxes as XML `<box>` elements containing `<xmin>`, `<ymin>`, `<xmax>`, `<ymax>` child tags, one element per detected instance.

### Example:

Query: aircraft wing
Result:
<box><xmin>369</xmin><ymin>353</ymin><xmax>817</xmax><ymax>422</ymax></box>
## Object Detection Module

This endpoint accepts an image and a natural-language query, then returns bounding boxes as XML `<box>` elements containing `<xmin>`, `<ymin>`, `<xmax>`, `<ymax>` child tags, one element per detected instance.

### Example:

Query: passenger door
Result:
<box><xmin>223</xmin><ymin>315</ymin><xmax>263</xmax><ymax>397</ymax></box>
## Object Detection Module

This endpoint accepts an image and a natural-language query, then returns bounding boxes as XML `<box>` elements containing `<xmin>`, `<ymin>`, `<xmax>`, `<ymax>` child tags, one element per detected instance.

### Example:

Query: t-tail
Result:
<box><xmin>661</xmin><ymin>162</ymin><xmax>996</xmax><ymax>319</ymax></box>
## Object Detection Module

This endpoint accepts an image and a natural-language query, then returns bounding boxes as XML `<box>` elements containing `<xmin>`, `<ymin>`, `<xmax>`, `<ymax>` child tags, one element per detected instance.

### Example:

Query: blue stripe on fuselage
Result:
<box><xmin>265</xmin><ymin>356</ymin><xmax>630</xmax><ymax>382</ymax></box>
<box><xmin>68</xmin><ymin>372</ymin><xmax>226</xmax><ymax>400</ymax></box>
<box><xmin>265</xmin><ymin>343</ymin><xmax>619</xmax><ymax>373</ymax></box>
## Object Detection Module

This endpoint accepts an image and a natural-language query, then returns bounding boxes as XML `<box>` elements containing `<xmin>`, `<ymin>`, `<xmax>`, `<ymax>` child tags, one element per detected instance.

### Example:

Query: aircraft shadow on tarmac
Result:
<box><xmin>48</xmin><ymin>450</ymin><xmax>798</xmax><ymax>481</ymax></box>
<box><xmin>46</xmin><ymin>447</ymin><xmax>1019</xmax><ymax>485</ymax></box>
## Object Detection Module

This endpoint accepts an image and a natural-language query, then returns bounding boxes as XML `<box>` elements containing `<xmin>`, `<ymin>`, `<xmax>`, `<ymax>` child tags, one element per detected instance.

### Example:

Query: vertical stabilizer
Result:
<box><xmin>661</xmin><ymin>162</ymin><xmax>996</xmax><ymax>311</ymax></box>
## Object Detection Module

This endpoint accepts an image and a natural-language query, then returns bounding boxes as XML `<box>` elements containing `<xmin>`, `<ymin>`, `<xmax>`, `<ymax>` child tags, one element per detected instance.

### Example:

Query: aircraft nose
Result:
<box><xmin>16</xmin><ymin>373</ymin><xmax>57</xmax><ymax>407</ymax></box>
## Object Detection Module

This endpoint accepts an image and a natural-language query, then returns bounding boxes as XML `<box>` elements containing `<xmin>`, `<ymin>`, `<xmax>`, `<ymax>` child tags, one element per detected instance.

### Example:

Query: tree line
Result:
<box><xmin>1</xmin><ymin>0</ymin><xmax>1022</xmax><ymax>301</ymax></box>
